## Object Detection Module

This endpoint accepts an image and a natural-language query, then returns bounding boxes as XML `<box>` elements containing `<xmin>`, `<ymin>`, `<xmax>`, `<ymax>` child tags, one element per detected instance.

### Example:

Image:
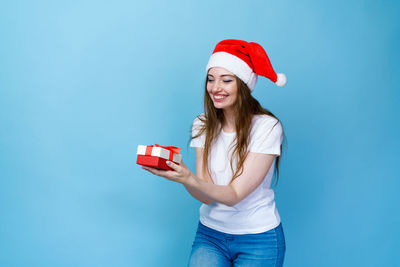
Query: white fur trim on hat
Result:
<box><xmin>206</xmin><ymin>52</ymin><xmax>258</xmax><ymax>91</ymax></box>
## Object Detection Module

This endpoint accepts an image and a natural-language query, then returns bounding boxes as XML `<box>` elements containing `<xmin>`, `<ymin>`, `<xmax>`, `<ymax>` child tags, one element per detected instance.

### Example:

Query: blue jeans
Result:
<box><xmin>188</xmin><ymin>222</ymin><xmax>286</xmax><ymax>267</ymax></box>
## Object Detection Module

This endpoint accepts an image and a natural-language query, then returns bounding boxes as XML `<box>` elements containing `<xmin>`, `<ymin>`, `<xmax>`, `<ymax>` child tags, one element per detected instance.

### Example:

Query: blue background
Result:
<box><xmin>1</xmin><ymin>0</ymin><xmax>399</xmax><ymax>266</ymax></box>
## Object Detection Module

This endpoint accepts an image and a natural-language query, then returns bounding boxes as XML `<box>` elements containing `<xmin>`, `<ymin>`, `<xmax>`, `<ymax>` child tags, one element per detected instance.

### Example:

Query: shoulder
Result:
<box><xmin>191</xmin><ymin>114</ymin><xmax>206</xmax><ymax>147</ymax></box>
<box><xmin>191</xmin><ymin>113</ymin><xmax>206</xmax><ymax>137</ymax></box>
<box><xmin>192</xmin><ymin>113</ymin><xmax>205</xmax><ymax>128</ymax></box>
<box><xmin>251</xmin><ymin>114</ymin><xmax>282</xmax><ymax>133</ymax></box>
<box><xmin>248</xmin><ymin>114</ymin><xmax>283</xmax><ymax>154</ymax></box>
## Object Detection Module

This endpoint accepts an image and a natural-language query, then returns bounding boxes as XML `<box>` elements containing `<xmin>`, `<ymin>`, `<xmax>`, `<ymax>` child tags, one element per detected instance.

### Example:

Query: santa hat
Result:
<box><xmin>206</xmin><ymin>39</ymin><xmax>287</xmax><ymax>91</ymax></box>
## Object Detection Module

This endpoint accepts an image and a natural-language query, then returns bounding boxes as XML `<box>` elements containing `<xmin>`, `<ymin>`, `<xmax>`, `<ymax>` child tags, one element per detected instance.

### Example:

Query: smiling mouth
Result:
<box><xmin>213</xmin><ymin>94</ymin><xmax>228</xmax><ymax>101</ymax></box>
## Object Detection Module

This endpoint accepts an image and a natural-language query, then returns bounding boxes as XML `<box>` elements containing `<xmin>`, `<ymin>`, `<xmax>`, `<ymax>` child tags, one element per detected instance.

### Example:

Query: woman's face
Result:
<box><xmin>207</xmin><ymin>67</ymin><xmax>238</xmax><ymax>111</ymax></box>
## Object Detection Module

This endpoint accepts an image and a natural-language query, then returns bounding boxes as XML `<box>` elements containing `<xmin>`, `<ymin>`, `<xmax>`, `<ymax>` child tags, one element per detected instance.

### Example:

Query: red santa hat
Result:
<box><xmin>206</xmin><ymin>39</ymin><xmax>287</xmax><ymax>91</ymax></box>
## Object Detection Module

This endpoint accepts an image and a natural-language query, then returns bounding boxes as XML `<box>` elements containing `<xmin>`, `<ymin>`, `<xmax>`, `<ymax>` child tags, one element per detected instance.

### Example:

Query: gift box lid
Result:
<box><xmin>137</xmin><ymin>145</ymin><xmax>182</xmax><ymax>163</ymax></box>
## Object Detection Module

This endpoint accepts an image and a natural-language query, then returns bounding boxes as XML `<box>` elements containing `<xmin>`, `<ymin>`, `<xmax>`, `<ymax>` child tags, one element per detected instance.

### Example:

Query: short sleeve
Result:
<box><xmin>248</xmin><ymin>116</ymin><xmax>283</xmax><ymax>155</ymax></box>
<box><xmin>190</xmin><ymin>115</ymin><xmax>206</xmax><ymax>148</ymax></box>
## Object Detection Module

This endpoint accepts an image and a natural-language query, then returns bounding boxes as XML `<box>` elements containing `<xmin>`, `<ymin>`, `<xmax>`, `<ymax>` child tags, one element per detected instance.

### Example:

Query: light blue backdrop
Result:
<box><xmin>1</xmin><ymin>0</ymin><xmax>399</xmax><ymax>266</ymax></box>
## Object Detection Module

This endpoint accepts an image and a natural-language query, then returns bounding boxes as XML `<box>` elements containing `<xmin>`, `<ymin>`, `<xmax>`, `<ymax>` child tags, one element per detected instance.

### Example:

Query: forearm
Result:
<box><xmin>184</xmin><ymin>173</ymin><xmax>240</xmax><ymax>207</ymax></box>
<box><xmin>183</xmin><ymin>184</ymin><xmax>213</xmax><ymax>205</ymax></box>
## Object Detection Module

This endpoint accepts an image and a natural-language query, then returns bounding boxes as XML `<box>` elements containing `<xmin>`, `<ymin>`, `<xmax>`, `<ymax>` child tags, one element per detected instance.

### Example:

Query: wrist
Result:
<box><xmin>185</xmin><ymin>172</ymin><xmax>198</xmax><ymax>187</ymax></box>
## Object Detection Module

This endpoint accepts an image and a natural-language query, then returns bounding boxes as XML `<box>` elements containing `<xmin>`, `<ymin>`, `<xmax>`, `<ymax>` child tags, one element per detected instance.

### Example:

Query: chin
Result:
<box><xmin>213</xmin><ymin>103</ymin><xmax>233</xmax><ymax>110</ymax></box>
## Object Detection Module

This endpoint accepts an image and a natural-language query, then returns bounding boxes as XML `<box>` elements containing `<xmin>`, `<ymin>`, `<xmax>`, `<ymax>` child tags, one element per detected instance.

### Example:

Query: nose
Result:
<box><xmin>211</xmin><ymin>80</ymin><xmax>222</xmax><ymax>93</ymax></box>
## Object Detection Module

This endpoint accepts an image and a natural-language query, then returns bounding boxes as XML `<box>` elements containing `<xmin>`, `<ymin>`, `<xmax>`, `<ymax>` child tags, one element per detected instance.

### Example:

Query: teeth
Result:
<box><xmin>214</xmin><ymin>95</ymin><xmax>226</xmax><ymax>99</ymax></box>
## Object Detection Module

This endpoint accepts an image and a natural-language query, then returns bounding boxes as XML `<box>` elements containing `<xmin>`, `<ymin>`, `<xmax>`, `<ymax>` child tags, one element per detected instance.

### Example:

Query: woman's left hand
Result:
<box><xmin>141</xmin><ymin>160</ymin><xmax>193</xmax><ymax>184</ymax></box>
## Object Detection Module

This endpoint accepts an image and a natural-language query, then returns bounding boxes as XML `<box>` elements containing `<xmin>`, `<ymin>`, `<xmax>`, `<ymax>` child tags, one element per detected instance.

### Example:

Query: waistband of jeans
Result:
<box><xmin>198</xmin><ymin>221</ymin><xmax>283</xmax><ymax>236</ymax></box>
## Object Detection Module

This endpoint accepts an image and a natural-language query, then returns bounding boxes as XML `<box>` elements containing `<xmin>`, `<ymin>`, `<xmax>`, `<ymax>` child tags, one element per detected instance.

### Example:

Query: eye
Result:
<box><xmin>207</xmin><ymin>78</ymin><xmax>214</xmax><ymax>82</ymax></box>
<box><xmin>223</xmin><ymin>79</ymin><xmax>233</xmax><ymax>83</ymax></box>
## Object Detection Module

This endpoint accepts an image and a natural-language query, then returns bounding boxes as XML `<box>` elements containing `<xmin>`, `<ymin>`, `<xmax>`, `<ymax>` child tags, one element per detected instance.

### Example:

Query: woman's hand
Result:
<box><xmin>141</xmin><ymin>160</ymin><xmax>193</xmax><ymax>185</ymax></box>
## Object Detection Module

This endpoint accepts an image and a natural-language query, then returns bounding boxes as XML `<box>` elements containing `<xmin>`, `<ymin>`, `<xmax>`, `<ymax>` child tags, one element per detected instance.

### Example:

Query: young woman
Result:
<box><xmin>142</xmin><ymin>39</ymin><xmax>287</xmax><ymax>267</ymax></box>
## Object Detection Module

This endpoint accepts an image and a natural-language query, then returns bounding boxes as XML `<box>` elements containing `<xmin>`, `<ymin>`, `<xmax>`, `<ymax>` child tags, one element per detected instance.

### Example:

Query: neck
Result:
<box><xmin>222</xmin><ymin>108</ymin><xmax>235</xmax><ymax>132</ymax></box>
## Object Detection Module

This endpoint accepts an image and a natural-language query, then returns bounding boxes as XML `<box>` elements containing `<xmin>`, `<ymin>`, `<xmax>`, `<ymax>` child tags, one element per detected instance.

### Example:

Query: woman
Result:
<box><xmin>142</xmin><ymin>39</ymin><xmax>287</xmax><ymax>266</ymax></box>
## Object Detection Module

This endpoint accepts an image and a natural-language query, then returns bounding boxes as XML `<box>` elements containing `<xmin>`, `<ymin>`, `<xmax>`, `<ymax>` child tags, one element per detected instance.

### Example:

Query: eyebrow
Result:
<box><xmin>207</xmin><ymin>74</ymin><xmax>235</xmax><ymax>78</ymax></box>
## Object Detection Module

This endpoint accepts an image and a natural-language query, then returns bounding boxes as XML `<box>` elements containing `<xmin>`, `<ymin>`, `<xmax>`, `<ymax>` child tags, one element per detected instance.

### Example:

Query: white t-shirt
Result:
<box><xmin>190</xmin><ymin>114</ymin><xmax>283</xmax><ymax>234</ymax></box>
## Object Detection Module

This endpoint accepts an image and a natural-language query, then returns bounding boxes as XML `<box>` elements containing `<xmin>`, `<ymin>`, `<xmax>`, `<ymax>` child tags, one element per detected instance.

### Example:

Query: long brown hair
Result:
<box><xmin>193</xmin><ymin>75</ymin><xmax>285</xmax><ymax>184</ymax></box>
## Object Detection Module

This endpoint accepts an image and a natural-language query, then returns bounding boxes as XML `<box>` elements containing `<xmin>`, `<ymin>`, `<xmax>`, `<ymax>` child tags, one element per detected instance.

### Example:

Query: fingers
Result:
<box><xmin>166</xmin><ymin>161</ymin><xmax>181</xmax><ymax>172</ymax></box>
<box><xmin>178</xmin><ymin>160</ymin><xmax>187</xmax><ymax>168</ymax></box>
<box><xmin>141</xmin><ymin>161</ymin><xmax>188</xmax><ymax>183</ymax></box>
<box><xmin>141</xmin><ymin>165</ymin><xmax>178</xmax><ymax>181</ymax></box>
<box><xmin>142</xmin><ymin>166</ymin><xmax>170</xmax><ymax>177</ymax></box>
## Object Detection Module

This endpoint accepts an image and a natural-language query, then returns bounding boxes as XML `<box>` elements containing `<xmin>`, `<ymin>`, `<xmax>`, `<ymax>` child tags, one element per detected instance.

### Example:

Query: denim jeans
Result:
<box><xmin>188</xmin><ymin>222</ymin><xmax>286</xmax><ymax>267</ymax></box>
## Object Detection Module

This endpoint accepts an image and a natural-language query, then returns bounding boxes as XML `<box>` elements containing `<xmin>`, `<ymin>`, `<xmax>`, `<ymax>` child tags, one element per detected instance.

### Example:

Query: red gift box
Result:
<box><xmin>137</xmin><ymin>144</ymin><xmax>182</xmax><ymax>170</ymax></box>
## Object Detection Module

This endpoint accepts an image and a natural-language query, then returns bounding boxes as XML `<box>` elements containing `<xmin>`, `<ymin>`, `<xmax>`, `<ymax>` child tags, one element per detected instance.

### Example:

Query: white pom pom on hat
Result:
<box><xmin>206</xmin><ymin>39</ymin><xmax>287</xmax><ymax>91</ymax></box>
<box><xmin>275</xmin><ymin>73</ymin><xmax>287</xmax><ymax>87</ymax></box>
